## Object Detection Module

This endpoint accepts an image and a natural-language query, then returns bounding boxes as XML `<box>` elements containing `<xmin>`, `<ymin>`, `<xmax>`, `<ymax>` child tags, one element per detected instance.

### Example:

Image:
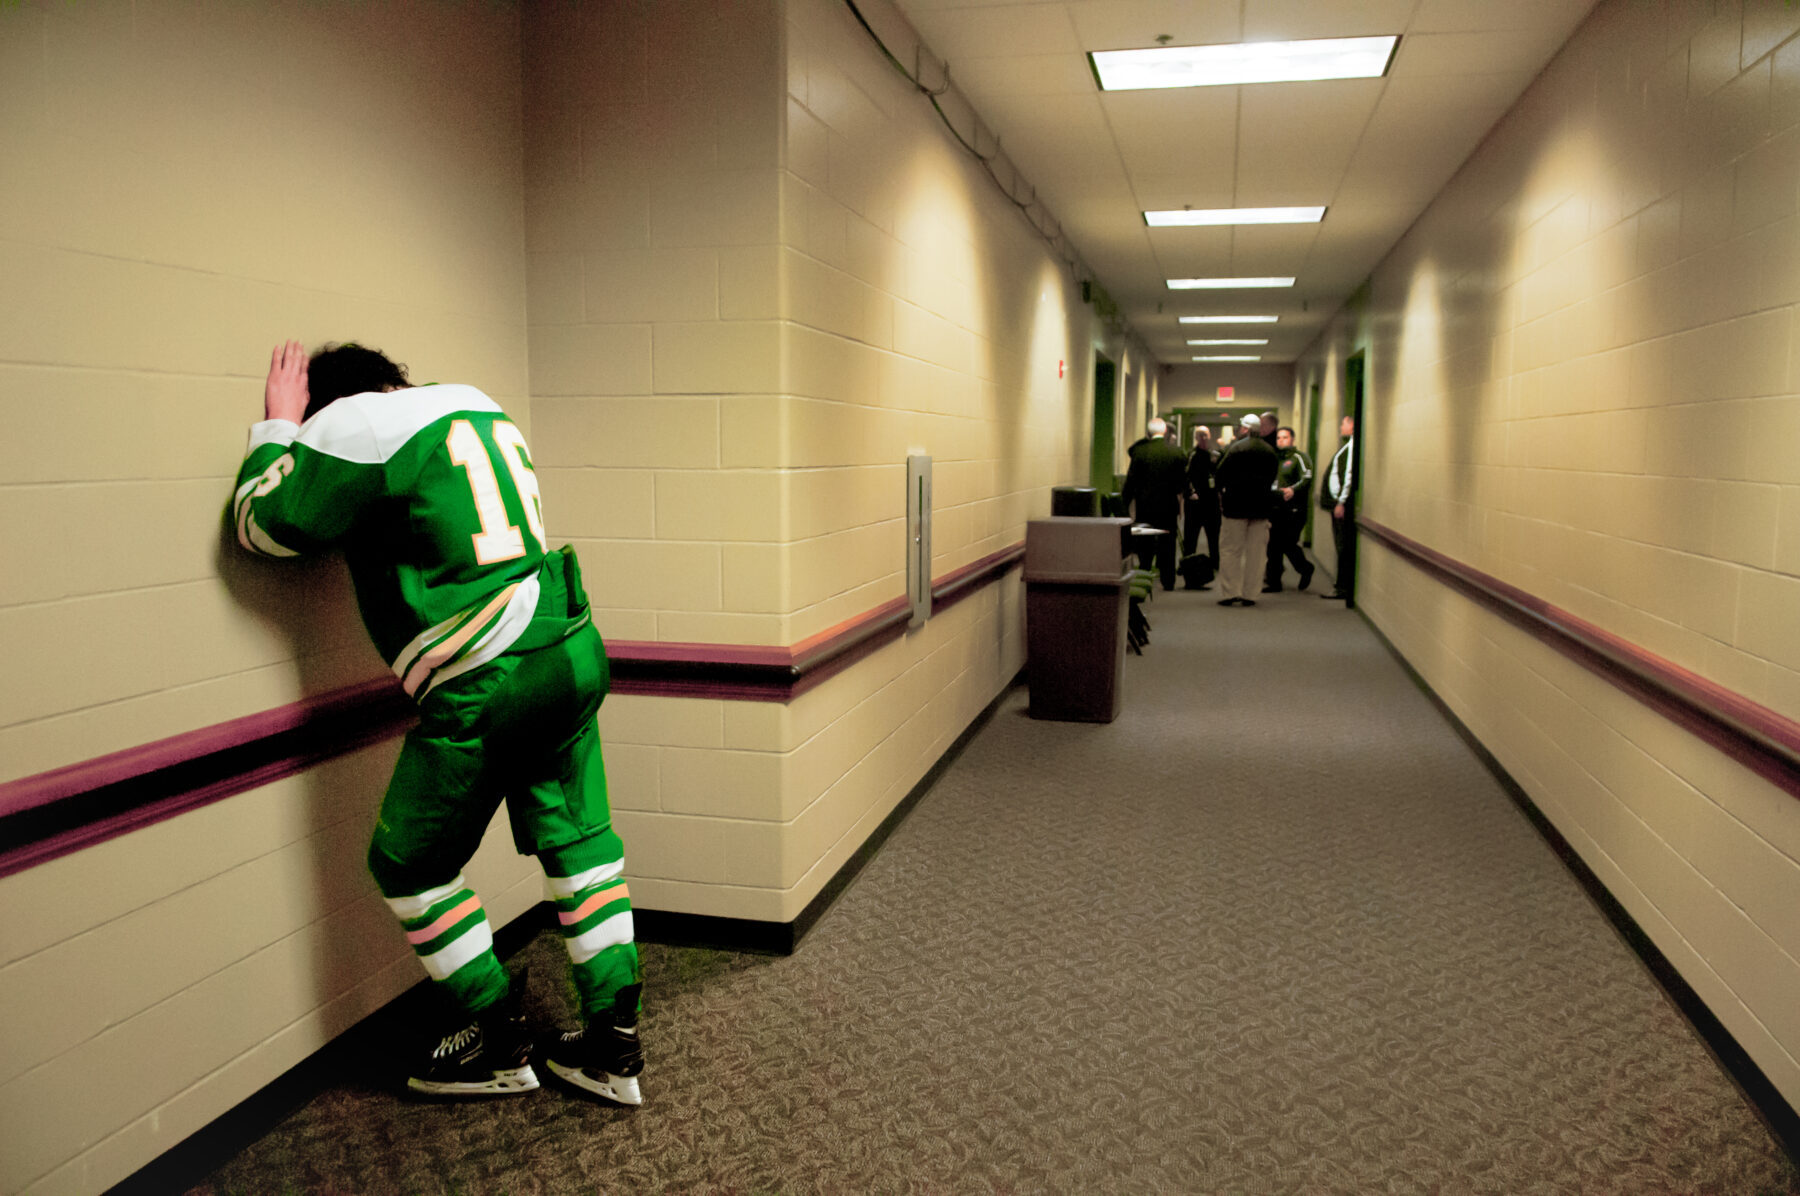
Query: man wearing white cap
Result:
<box><xmin>1212</xmin><ymin>413</ymin><xmax>1280</xmax><ymax>606</ymax></box>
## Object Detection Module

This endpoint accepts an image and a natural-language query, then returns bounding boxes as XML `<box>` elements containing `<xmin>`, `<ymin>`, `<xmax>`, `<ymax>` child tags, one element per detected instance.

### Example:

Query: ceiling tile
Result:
<box><xmin>1238</xmin><ymin>78</ymin><xmax>1385</xmax><ymax>146</ymax></box>
<box><xmin>1104</xmin><ymin>87</ymin><xmax>1238</xmax><ymax>181</ymax></box>
<box><xmin>1240</xmin><ymin>0</ymin><xmax>1416</xmax><ymax>40</ymax></box>
<box><xmin>1411</xmin><ymin>0</ymin><xmax>1598</xmax><ymax>35</ymax></box>
<box><xmin>1130</xmin><ymin>178</ymin><xmax>1241</xmax><ymax>211</ymax></box>
<box><xmin>1140</xmin><ymin>224</ymin><xmax>1236</xmax><ymax>277</ymax></box>
<box><xmin>1067</xmin><ymin>0</ymin><xmax>1243</xmax><ymax>52</ymax></box>
<box><xmin>904</xmin><ymin>3</ymin><xmax>1082</xmax><ymax>60</ymax></box>
<box><xmin>900</xmin><ymin>0</ymin><xmax>1037</xmax><ymax>9</ymax></box>
<box><xmin>1228</xmin><ymin>223</ymin><xmax>1324</xmax><ymax>272</ymax></box>
<box><xmin>969</xmin><ymin>89</ymin><xmax>1112</xmax><ymax>154</ymax></box>
<box><xmin>1392</xmin><ymin>29</ymin><xmax>1574</xmax><ymax>77</ymax></box>
<box><xmin>1235</xmin><ymin>78</ymin><xmax>1384</xmax><ymax>205</ymax></box>
<box><xmin>946</xmin><ymin>53</ymin><xmax>1098</xmax><ymax>100</ymax></box>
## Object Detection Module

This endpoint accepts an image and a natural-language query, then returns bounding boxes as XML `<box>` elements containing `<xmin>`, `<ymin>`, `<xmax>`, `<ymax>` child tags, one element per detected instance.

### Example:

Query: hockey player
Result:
<box><xmin>233</xmin><ymin>340</ymin><xmax>645</xmax><ymax>1104</ymax></box>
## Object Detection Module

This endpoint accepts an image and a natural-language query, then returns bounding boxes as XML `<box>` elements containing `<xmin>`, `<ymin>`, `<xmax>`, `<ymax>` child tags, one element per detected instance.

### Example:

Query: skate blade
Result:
<box><xmin>407</xmin><ymin>1064</ymin><xmax>540</xmax><ymax>1097</ymax></box>
<box><xmin>546</xmin><ymin>1059</ymin><xmax>644</xmax><ymax>1106</ymax></box>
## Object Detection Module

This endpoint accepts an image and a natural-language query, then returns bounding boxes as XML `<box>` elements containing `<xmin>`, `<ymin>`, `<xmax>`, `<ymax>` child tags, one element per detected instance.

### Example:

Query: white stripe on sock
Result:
<box><xmin>419</xmin><ymin>918</ymin><xmax>494</xmax><ymax>980</ymax></box>
<box><xmin>543</xmin><ymin>858</ymin><xmax>625</xmax><ymax>901</ymax></box>
<box><xmin>563</xmin><ymin>910</ymin><xmax>633</xmax><ymax>965</ymax></box>
<box><xmin>385</xmin><ymin>875</ymin><xmax>468</xmax><ymax>922</ymax></box>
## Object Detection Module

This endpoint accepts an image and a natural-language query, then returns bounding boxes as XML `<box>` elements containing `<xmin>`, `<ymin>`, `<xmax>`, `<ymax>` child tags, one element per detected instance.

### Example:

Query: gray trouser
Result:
<box><xmin>1218</xmin><ymin>517</ymin><xmax>1270</xmax><ymax>601</ymax></box>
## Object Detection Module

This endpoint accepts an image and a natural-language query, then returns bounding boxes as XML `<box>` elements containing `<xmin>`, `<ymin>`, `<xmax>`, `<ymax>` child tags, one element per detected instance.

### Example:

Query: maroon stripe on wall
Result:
<box><xmin>1359</xmin><ymin>518</ymin><xmax>1800</xmax><ymax>801</ymax></box>
<box><xmin>0</xmin><ymin>544</ymin><xmax>1026</xmax><ymax>877</ymax></box>
<box><xmin>0</xmin><ymin>678</ymin><xmax>416</xmax><ymax>822</ymax></box>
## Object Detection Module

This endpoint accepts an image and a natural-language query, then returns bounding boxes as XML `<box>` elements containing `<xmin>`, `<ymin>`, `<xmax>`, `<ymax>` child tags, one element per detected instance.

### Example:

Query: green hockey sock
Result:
<box><xmin>383</xmin><ymin>874</ymin><xmax>509</xmax><ymax>1015</ymax></box>
<box><xmin>541</xmin><ymin>840</ymin><xmax>642</xmax><ymax>1022</ymax></box>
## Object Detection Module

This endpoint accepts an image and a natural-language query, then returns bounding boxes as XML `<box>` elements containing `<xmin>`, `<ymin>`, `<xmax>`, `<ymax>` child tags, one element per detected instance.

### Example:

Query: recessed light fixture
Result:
<box><xmin>1168</xmin><ymin>277</ymin><xmax>1294</xmax><ymax>289</ymax></box>
<box><xmin>1145</xmin><ymin>206</ymin><xmax>1325</xmax><ymax>226</ymax></box>
<box><xmin>1193</xmin><ymin>355</ymin><xmax>1262</xmax><ymax>362</ymax></box>
<box><xmin>1091</xmin><ymin>36</ymin><xmax>1399</xmax><ymax>91</ymax></box>
<box><xmin>1188</xmin><ymin>339</ymin><xmax>1269</xmax><ymax>346</ymax></box>
<box><xmin>1179</xmin><ymin>315</ymin><xmax>1279</xmax><ymax>324</ymax></box>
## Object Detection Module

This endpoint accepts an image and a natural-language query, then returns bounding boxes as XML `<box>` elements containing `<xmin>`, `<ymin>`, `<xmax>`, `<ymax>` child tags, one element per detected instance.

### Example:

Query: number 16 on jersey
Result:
<box><xmin>446</xmin><ymin>418</ymin><xmax>546</xmax><ymax>565</ymax></box>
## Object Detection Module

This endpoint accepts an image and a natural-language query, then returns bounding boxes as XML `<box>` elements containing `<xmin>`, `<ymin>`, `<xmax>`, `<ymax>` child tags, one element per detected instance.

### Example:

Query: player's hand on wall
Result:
<box><xmin>264</xmin><ymin>340</ymin><xmax>309</xmax><ymax>424</ymax></box>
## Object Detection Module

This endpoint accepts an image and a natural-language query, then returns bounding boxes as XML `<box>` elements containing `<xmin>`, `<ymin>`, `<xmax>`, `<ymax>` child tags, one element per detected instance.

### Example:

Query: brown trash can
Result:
<box><xmin>1024</xmin><ymin>516</ymin><xmax>1133</xmax><ymax>722</ymax></box>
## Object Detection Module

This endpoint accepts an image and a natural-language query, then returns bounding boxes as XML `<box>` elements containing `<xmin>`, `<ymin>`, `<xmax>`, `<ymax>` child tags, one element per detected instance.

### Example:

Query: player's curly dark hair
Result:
<box><xmin>305</xmin><ymin>343</ymin><xmax>411</xmax><ymax>419</ymax></box>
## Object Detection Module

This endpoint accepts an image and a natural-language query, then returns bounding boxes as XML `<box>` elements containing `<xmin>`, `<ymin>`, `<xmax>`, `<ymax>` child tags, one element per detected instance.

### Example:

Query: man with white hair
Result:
<box><xmin>1213</xmin><ymin>412</ymin><xmax>1280</xmax><ymax>606</ymax></box>
<box><xmin>1121</xmin><ymin>416</ymin><xmax>1187</xmax><ymax>590</ymax></box>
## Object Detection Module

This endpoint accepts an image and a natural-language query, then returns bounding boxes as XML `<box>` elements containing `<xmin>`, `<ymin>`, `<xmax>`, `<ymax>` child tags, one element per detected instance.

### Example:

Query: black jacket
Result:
<box><xmin>1273</xmin><ymin>447</ymin><xmax>1312</xmax><ymax>513</ymax></box>
<box><xmin>1216</xmin><ymin>435</ymin><xmax>1279</xmax><ymax>520</ymax></box>
<box><xmin>1186</xmin><ymin>446</ymin><xmax>1217</xmax><ymax>501</ymax></box>
<box><xmin>1122</xmin><ymin>437</ymin><xmax>1186</xmax><ymax>529</ymax></box>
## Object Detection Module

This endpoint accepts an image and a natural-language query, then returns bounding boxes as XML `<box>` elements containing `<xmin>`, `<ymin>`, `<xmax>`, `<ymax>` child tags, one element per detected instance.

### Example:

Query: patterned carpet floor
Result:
<box><xmin>185</xmin><ymin>582</ymin><xmax>1800</xmax><ymax>1195</ymax></box>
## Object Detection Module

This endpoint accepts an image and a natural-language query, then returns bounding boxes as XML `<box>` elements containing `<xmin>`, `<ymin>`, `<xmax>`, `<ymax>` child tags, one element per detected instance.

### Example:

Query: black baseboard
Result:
<box><xmin>1358</xmin><ymin>611</ymin><xmax>1800</xmax><ymax>1167</ymax></box>
<box><xmin>636</xmin><ymin>668</ymin><xmax>1025</xmax><ymax>956</ymax></box>
<box><xmin>107</xmin><ymin>670</ymin><xmax>1026</xmax><ymax>1194</ymax></box>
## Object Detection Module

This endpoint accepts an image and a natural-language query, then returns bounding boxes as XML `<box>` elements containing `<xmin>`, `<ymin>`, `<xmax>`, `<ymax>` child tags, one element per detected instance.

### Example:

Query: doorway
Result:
<box><xmin>1089</xmin><ymin>356</ymin><xmax>1117</xmax><ymax>493</ymax></box>
<box><xmin>1338</xmin><ymin>354</ymin><xmax>1366</xmax><ymax>607</ymax></box>
<box><xmin>1302</xmin><ymin>382</ymin><xmax>1321</xmax><ymax>547</ymax></box>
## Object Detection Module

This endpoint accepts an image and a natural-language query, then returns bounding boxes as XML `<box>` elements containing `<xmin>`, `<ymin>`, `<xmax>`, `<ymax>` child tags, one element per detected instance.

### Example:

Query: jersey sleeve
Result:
<box><xmin>232</xmin><ymin>418</ymin><xmax>381</xmax><ymax>557</ymax></box>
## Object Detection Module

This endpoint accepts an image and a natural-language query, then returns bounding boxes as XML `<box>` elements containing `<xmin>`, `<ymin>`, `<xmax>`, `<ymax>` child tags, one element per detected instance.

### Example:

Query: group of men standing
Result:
<box><xmin>1123</xmin><ymin>410</ymin><xmax>1357</xmax><ymax>607</ymax></box>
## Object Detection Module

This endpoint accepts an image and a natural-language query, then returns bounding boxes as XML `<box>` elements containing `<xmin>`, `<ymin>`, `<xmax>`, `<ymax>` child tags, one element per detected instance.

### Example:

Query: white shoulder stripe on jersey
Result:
<box><xmin>296</xmin><ymin>384</ymin><xmax>504</xmax><ymax>465</ymax></box>
<box><xmin>247</xmin><ymin>419</ymin><xmax>300</xmax><ymax>454</ymax></box>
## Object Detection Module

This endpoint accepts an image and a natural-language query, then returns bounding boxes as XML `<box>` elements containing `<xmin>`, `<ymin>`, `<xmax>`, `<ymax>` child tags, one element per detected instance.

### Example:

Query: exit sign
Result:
<box><xmin>1217</xmin><ymin>386</ymin><xmax>1234</xmax><ymax>399</ymax></box>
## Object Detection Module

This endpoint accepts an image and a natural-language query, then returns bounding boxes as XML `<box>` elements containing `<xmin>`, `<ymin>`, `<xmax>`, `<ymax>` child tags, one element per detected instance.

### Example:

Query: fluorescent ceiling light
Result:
<box><xmin>1179</xmin><ymin>315</ymin><xmax>1279</xmax><ymax>324</ymax></box>
<box><xmin>1168</xmin><ymin>277</ymin><xmax>1294</xmax><ymax>289</ymax></box>
<box><xmin>1146</xmin><ymin>207</ymin><xmax>1325</xmax><ymax>227</ymax></box>
<box><xmin>1188</xmin><ymin>339</ymin><xmax>1269</xmax><ymax>346</ymax></box>
<box><xmin>1092</xmin><ymin>36</ymin><xmax>1399</xmax><ymax>90</ymax></box>
<box><xmin>1193</xmin><ymin>355</ymin><xmax>1262</xmax><ymax>362</ymax></box>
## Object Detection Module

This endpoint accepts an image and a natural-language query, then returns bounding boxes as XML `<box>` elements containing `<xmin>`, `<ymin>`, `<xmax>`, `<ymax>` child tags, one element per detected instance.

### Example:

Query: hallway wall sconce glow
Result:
<box><xmin>1168</xmin><ymin>277</ymin><xmax>1294</xmax><ymax>289</ymax></box>
<box><xmin>1145</xmin><ymin>207</ymin><xmax>1324</xmax><ymax>226</ymax></box>
<box><xmin>1091</xmin><ymin>37</ymin><xmax>1399</xmax><ymax>90</ymax></box>
<box><xmin>1179</xmin><ymin>315</ymin><xmax>1278</xmax><ymax>323</ymax></box>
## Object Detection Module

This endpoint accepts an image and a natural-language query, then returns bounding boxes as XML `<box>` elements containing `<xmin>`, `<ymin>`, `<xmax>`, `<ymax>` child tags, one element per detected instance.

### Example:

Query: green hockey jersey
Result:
<box><xmin>233</xmin><ymin>384</ymin><xmax>591</xmax><ymax>700</ymax></box>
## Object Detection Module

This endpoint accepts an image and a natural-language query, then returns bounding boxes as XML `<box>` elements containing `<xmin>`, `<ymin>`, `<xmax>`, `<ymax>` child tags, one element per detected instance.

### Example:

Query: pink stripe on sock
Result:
<box><xmin>406</xmin><ymin>894</ymin><xmax>483</xmax><ymax>945</ymax></box>
<box><xmin>558</xmin><ymin>883</ymin><xmax>629</xmax><ymax>926</ymax></box>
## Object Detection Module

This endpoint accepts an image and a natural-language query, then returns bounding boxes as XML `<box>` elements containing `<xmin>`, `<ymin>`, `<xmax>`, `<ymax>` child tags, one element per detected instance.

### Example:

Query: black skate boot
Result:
<box><xmin>545</xmin><ymin>983</ymin><xmax>645</xmax><ymax>1105</ymax></box>
<box><xmin>406</xmin><ymin>976</ymin><xmax>538</xmax><ymax>1097</ymax></box>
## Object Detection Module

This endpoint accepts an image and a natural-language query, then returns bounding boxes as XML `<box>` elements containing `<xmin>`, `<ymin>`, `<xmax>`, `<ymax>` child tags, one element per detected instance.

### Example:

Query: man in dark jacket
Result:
<box><xmin>1182</xmin><ymin>427</ymin><xmax>1220</xmax><ymax>587</ymax></box>
<box><xmin>1122</xmin><ymin>417</ymin><xmax>1186</xmax><ymax>590</ymax></box>
<box><xmin>1263</xmin><ymin>426</ymin><xmax>1315</xmax><ymax>593</ymax></box>
<box><xmin>1214</xmin><ymin>413</ymin><xmax>1280</xmax><ymax>606</ymax></box>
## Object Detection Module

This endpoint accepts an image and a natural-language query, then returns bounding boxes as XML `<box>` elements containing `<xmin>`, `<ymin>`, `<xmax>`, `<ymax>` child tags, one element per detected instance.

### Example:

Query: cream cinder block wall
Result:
<box><xmin>0</xmin><ymin>4</ymin><xmax>538</xmax><ymax>1192</ymax></box>
<box><xmin>520</xmin><ymin>0</ymin><xmax>1115</xmax><ymax>923</ymax></box>
<box><xmin>1295</xmin><ymin>0</ymin><xmax>1800</xmax><ymax>1109</ymax></box>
